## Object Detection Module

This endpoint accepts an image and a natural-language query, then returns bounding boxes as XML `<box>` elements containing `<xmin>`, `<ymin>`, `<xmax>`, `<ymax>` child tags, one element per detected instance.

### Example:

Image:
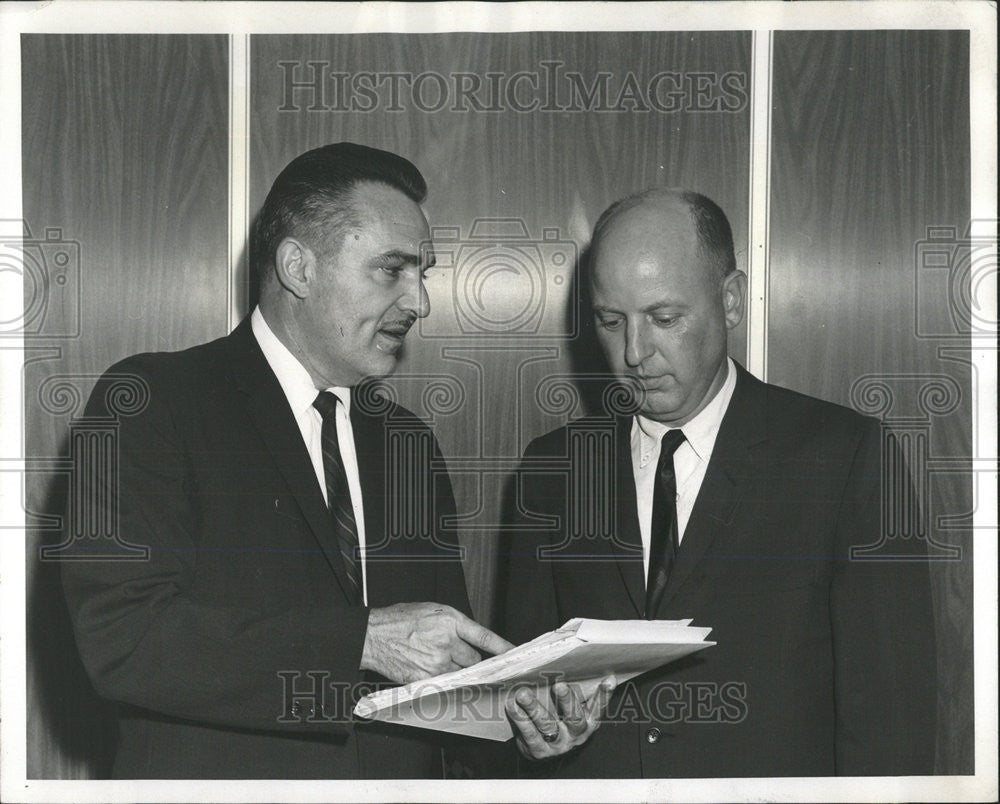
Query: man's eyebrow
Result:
<box><xmin>375</xmin><ymin>249</ymin><xmax>433</xmax><ymax>268</ymax></box>
<box><xmin>641</xmin><ymin>300</ymin><xmax>687</xmax><ymax>313</ymax></box>
<box><xmin>592</xmin><ymin>301</ymin><xmax>687</xmax><ymax>314</ymax></box>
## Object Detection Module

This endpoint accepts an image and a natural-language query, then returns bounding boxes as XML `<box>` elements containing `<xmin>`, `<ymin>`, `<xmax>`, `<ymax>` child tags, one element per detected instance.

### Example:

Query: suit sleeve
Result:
<box><xmin>61</xmin><ymin>361</ymin><xmax>368</xmax><ymax>735</ymax></box>
<box><xmin>436</xmin><ymin>438</ymin><xmax>560</xmax><ymax>780</ymax></box>
<box><xmin>440</xmin><ymin>436</ymin><xmax>566</xmax><ymax>779</ymax></box>
<box><xmin>429</xmin><ymin>440</ymin><xmax>474</xmax><ymax>619</ymax></box>
<box><xmin>428</xmin><ymin>434</ymin><xmax>519</xmax><ymax>778</ymax></box>
<box><xmin>500</xmin><ymin>436</ymin><xmax>562</xmax><ymax>647</ymax></box>
<box><xmin>498</xmin><ymin>438</ymin><xmax>572</xmax><ymax>779</ymax></box>
<box><xmin>829</xmin><ymin>417</ymin><xmax>937</xmax><ymax>774</ymax></box>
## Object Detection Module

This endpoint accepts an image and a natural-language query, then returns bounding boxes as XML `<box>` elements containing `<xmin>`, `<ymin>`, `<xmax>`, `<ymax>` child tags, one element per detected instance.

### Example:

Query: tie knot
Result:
<box><xmin>313</xmin><ymin>390</ymin><xmax>340</xmax><ymax>420</ymax></box>
<box><xmin>659</xmin><ymin>429</ymin><xmax>686</xmax><ymax>459</ymax></box>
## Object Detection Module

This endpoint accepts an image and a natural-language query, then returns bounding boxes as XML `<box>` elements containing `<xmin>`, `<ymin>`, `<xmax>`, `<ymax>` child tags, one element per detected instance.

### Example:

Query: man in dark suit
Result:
<box><xmin>62</xmin><ymin>142</ymin><xmax>511</xmax><ymax>778</ymax></box>
<box><xmin>502</xmin><ymin>188</ymin><xmax>936</xmax><ymax>776</ymax></box>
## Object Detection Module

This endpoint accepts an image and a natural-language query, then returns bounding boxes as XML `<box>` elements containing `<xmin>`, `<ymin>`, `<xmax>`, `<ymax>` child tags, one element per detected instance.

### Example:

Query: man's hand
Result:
<box><xmin>506</xmin><ymin>676</ymin><xmax>617</xmax><ymax>760</ymax></box>
<box><xmin>361</xmin><ymin>602</ymin><xmax>514</xmax><ymax>684</ymax></box>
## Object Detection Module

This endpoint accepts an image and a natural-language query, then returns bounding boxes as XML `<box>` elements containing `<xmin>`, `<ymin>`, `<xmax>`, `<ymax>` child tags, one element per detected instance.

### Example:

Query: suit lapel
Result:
<box><xmin>655</xmin><ymin>363</ymin><xmax>767</xmax><ymax>612</ymax></box>
<box><xmin>349</xmin><ymin>391</ymin><xmax>390</xmax><ymax>601</ymax></box>
<box><xmin>225</xmin><ymin>318</ymin><xmax>356</xmax><ymax>603</ymax></box>
<box><xmin>607</xmin><ymin>415</ymin><xmax>646</xmax><ymax>616</ymax></box>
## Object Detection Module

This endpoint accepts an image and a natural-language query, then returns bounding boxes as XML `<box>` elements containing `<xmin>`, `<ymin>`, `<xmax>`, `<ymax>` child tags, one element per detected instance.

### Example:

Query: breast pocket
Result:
<box><xmin>270</xmin><ymin>493</ymin><xmax>307</xmax><ymax>524</ymax></box>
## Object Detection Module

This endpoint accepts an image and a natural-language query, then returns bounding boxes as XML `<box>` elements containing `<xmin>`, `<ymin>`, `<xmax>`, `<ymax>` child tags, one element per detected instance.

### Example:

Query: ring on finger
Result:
<box><xmin>541</xmin><ymin>729</ymin><xmax>560</xmax><ymax>743</ymax></box>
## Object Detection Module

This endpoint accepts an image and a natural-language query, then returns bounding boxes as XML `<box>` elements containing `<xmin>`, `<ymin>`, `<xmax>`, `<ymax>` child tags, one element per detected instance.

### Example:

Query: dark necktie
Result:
<box><xmin>645</xmin><ymin>428</ymin><xmax>686</xmax><ymax>619</ymax></box>
<box><xmin>312</xmin><ymin>391</ymin><xmax>362</xmax><ymax>605</ymax></box>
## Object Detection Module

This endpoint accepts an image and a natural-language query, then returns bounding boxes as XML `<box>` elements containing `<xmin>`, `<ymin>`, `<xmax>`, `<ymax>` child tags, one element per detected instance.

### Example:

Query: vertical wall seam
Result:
<box><xmin>747</xmin><ymin>29</ymin><xmax>773</xmax><ymax>381</ymax></box>
<box><xmin>228</xmin><ymin>34</ymin><xmax>250</xmax><ymax>332</ymax></box>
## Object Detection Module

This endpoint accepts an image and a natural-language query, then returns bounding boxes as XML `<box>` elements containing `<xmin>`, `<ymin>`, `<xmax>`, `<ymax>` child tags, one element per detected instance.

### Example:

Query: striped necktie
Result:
<box><xmin>312</xmin><ymin>391</ymin><xmax>362</xmax><ymax>605</ymax></box>
<box><xmin>645</xmin><ymin>428</ymin><xmax>686</xmax><ymax>619</ymax></box>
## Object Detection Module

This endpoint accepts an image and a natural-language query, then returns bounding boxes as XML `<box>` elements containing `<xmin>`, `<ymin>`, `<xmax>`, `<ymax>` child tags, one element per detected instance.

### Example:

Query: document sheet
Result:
<box><xmin>354</xmin><ymin>618</ymin><xmax>715</xmax><ymax>741</ymax></box>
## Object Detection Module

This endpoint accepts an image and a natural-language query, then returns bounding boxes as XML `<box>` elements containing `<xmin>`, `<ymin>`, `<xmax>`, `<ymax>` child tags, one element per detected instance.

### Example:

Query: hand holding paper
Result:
<box><xmin>360</xmin><ymin>603</ymin><xmax>515</xmax><ymax>684</ymax></box>
<box><xmin>507</xmin><ymin>675</ymin><xmax>617</xmax><ymax>759</ymax></box>
<box><xmin>354</xmin><ymin>618</ymin><xmax>714</xmax><ymax>741</ymax></box>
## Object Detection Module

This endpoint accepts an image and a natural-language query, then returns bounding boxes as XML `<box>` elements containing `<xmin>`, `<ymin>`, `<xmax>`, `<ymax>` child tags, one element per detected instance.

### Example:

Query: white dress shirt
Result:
<box><xmin>251</xmin><ymin>306</ymin><xmax>369</xmax><ymax>604</ymax></box>
<box><xmin>631</xmin><ymin>357</ymin><xmax>738</xmax><ymax>584</ymax></box>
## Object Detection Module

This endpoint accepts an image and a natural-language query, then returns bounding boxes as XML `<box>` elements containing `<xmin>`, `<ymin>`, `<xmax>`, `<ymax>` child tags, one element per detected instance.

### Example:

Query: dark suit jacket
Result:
<box><xmin>502</xmin><ymin>363</ymin><xmax>936</xmax><ymax>777</ymax></box>
<box><xmin>61</xmin><ymin>317</ymin><xmax>472</xmax><ymax>778</ymax></box>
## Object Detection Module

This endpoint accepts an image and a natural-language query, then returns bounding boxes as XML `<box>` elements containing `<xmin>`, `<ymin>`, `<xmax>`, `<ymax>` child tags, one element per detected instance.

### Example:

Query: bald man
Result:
<box><xmin>502</xmin><ymin>189</ymin><xmax>936</xmax><ymax>777</ymax></box>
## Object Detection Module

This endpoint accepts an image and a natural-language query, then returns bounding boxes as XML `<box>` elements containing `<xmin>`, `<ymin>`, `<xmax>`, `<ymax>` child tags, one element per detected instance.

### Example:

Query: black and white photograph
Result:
<box><xmin>0</xmin><ymin>1</ymin><xmax>996</xmax><ymax>802</ymax></box>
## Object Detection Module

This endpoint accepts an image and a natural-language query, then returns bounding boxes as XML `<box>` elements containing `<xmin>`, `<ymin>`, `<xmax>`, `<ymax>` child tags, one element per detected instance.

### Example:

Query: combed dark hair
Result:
<box><xmin>250</xmin><ymin>142</ymin><xmax>427</xmax><ymax>280</ymax></box>
<box><xmin>591</xmin><ymin>187</ymin><xmax>736</xmax><ymax>282</ymax></box>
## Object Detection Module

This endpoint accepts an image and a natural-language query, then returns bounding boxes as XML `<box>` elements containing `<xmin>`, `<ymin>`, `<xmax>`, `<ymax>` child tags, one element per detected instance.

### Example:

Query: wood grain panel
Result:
<box><xmin>21</xmin><ymin>34</ymin><xmax>229</xmax><ymax>778</ymax></box>
<box><xmin>769</xmin><ymin>30</ymin><xmax>972</xmax><ymax>773</ymax></box>
<box><xmin>250</xmin><ymin>32</ymin><xmax>751</xmax><ymax>626</ymax></box>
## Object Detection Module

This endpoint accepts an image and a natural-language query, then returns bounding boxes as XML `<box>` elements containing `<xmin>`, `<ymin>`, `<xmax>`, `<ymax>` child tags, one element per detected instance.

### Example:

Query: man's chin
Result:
<box><xmin>636</xmin><ymin>388</ymin><xmax>689</xmax><ymax>424</ymax></box>
<box><xmin>360</xmin><ymin>350</ymin><xmax>402</xmax><ymax>380</ymax></box>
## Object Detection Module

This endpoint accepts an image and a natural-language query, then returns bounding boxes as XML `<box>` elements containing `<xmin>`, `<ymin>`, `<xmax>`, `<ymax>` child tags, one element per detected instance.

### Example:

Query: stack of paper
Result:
<box><xmin>354</xmin><ymin>618</ymin><xmax>714</xmax><ymax>741</ymax></box>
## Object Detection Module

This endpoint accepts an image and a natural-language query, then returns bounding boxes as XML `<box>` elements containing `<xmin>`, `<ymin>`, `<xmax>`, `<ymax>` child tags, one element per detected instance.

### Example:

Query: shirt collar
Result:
<box><xmin>633</xmin><ymin>357</ymin><xmax>737</xmax><ymax>462</ymax></box>
<box><xmin>250</xmin><ymin>306</ymin><xmax>352</xmax><ymax>417</ymax></box>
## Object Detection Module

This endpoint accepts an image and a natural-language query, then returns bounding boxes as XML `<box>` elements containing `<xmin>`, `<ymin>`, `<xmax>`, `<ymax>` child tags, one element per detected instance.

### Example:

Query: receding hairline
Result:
<box><xmin>590</xmin><ymin>187</ymin><xmax>736</xmax><ymax>282</ymax></box>
<box><xmin>593</xmin><ymin>188</ymin><xmax>697</xmax><ymax>244</ymax></box>
<box><xmin>292</xmin><ymin>179</ymin><xmax>425</xmax><ymax>255</ymax></box>
<box><xmin>251</xmin><ymin>141</ymin><xmax>427</xmax><ymax>281</ymax></box>
<box><xmin>345</xmin><ymin>179</ymin><xmax>426</xmax><ymax>220</ymax></box>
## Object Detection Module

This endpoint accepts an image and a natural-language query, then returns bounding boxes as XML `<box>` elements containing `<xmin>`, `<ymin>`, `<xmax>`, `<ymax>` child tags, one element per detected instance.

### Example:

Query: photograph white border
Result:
<box><xmin>1</xmin><ymin>2</ymin><xmax>996</xmax><ymax>802</ymax></box>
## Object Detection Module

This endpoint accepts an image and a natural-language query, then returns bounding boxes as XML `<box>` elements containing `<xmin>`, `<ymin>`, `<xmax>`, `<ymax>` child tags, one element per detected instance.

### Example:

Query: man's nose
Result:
<box><xmin>400</xmin><ymin>271</ymin><xmax>431</xmax><ymax>319</ymax></box>
<box><xmin>624</xmin><ymin>320</ymin><xmax>653</xmax><ymax>368</ymax></box>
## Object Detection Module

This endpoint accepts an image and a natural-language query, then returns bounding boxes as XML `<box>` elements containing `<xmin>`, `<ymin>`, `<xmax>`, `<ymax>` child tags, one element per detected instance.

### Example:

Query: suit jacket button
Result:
<box><xmin>646</xmin><ymin>727</ymin><xmax>661</xmax><ymax>744</ymax></box>
<box><xmin>291</xmin><ymin>701</ymin><xmax>315</xmax><ymax>718</ymax></box>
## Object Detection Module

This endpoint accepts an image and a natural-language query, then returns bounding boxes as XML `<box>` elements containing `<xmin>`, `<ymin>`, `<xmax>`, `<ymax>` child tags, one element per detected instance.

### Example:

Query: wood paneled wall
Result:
<box><xmin>21</xmin><ymin>30</ymin><xmax>971</xmax><ymax>778</ymax></box>
<box><xmin>21</xmin><ymin>34</ymin><xmax>230</xmax><ymax>779</ymax></box>
<box><xmin>250</xmin><ymin>31</ymin><xmax>751</xmax><ymax>626</ymax></box>
<box><xmin>769</xmin><ymin>31</ymin><xmax>972</xmax><ymax>773</ymax></box>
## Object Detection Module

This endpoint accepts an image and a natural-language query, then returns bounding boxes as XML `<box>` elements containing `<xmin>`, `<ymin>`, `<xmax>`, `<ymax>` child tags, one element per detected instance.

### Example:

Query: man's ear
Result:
<box><xmin>722</xmin><ymin>270</ymin><xmax>748</xmax><ymax>330</ymax></box>
<box><xmin>273</xmin><ymin>237</ymin><xmax>314</xmax><ymax>299</ymax></box>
